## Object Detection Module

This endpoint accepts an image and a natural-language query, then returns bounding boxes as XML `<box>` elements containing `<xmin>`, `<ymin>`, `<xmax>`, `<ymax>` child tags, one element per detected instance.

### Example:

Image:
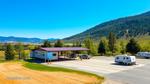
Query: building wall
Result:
<box><xmin>31</xmin><ymin>50</ymin><xmax>58</xmax><ymax>60</ymax></box>
<box><xmin>47</xmin><ymin>52</ymin><xmax>58</xmax><ymax>60</ymax></box>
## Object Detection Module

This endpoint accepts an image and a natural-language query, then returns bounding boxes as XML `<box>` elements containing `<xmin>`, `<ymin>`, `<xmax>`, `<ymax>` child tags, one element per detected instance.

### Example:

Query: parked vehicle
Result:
<box><xmin>79</xmin><ymin>54</ymin><xmax>91</xmax><ymax>59</ymax></box>
<box><xmin>115</xmin><ymin>55</ymin><xmax>136</xmax><ymax>65</ymax></box>
<box><xmin>136</xmin><ymin>52</ymin><xmax>150</xmax><ymax>59</ymax></box>
<box><xmin>69</xmin><ymin>54</ymin><xmax>78</xmax><ymax>59</ymax></box>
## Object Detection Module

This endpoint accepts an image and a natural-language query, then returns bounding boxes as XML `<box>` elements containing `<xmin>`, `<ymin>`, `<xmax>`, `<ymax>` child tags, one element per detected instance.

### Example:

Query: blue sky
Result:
<box><xmin>0</xmin><ymin>0</ymin><xmax>150</xmax><ymax>39</ymax></box>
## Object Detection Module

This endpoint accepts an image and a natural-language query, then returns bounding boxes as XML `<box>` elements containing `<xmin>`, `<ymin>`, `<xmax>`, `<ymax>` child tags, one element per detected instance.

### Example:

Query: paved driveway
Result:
<box><xmin>43</xmin><ymin>56</ymin><xmax>150</xmax><ymax>84</ymax></box>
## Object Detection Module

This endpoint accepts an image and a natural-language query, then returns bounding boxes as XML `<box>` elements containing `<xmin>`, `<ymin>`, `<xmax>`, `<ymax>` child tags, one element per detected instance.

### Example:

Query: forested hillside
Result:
<box><xmin>64</xmin><ymin>11</ymin><xmax>150</xmax><ymax>41</ymax></box>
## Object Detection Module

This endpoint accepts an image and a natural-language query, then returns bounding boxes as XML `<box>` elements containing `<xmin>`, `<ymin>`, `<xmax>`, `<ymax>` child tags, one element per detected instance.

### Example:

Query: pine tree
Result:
<box><xmin>5</xmin><ymin>44</ymin><xmax>15</xmax><ymax>60</ymax></box>
<box><xmin>98</xmin><ymin>40</ymin><xmax>106</xmax><ymax>56</ymax></box>
<box><xmin>126</xmin><ymin>38</ymin><xmax>140</xmax><ymax>55</ymax></box>
<box><xmin>42</xmin><ymin>40</ymin><xmax>52</xmax><ymax>47</ymax></box>
<box><xmin>54</xmin><ymin>40</ymin><xmax>64</xmax><ymax>47</ymax></box>
<box><xmin>108</xmin><ymin>32</ymin><xmax>116</xmax><ymax>55</ymax></box>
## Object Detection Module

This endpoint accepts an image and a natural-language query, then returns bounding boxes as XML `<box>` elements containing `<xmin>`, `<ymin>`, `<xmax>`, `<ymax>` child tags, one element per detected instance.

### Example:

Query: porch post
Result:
<box><xmin>45</xmin><ymin>52</ymin><xmax>46</xmax><ymax>63</ymax></box>
<box><xmin>58</xmin><ymin>51</ymin><xmax>60</xmax><ymax>60</ymax></box>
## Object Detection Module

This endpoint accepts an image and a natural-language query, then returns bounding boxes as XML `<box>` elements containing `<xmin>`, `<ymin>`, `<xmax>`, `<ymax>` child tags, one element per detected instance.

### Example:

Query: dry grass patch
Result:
<box><xmin>0</xmin><ymin>62</ymin><xmax>104</xmax><ymax>84</ymax></box>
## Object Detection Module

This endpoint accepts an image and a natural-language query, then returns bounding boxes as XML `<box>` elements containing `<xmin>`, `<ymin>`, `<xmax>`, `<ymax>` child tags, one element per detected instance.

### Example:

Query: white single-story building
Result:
<box><xmin>31</xmin><ymin>47</ymin><xmax>89</xmax><ymax>61</ymax></box>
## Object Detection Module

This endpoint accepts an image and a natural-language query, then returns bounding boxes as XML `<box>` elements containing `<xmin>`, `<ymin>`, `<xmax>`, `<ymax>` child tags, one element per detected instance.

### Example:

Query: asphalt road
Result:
<box><xmin>43</xmin><ymin>56</ymin><xmax>150</xmax><ymax>84</ymax></box>
<box><xmin>107</xmin><ymin>63</ymin><xmax>150</xmax><ymax>84</ymax></box>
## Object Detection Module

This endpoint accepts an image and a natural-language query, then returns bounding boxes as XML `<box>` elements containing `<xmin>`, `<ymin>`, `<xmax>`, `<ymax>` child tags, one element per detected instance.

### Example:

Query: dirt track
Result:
<box><xmin>0</xmin><ymin>62</ymin><xmax>99</xmax><ymax>84</ymax></box>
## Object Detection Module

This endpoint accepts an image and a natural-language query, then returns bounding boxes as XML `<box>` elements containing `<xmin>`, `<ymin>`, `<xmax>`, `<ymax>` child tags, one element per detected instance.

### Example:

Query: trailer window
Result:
<box><xmin>123</xmin><ymin>57</ymin><xmax>125</xmax><ymax>59</ymax></box>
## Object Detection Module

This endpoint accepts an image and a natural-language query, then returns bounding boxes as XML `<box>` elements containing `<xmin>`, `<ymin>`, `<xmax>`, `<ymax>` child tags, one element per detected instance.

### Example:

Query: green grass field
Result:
<box><xmin>24</xmin><ymin>62</ymin><xmax>104</xmax><ymax>84</ymax></box>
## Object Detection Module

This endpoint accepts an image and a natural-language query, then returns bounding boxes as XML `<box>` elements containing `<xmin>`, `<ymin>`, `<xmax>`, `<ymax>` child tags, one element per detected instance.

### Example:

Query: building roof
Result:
<box><xmin>40</xmin><ymin>47</ymin><xmax>89</xmax><ymax>52</ymax></box>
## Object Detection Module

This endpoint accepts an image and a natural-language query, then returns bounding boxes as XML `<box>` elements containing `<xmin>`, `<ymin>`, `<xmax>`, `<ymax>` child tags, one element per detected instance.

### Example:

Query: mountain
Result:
<box><xmin>0</xmin><ymin>36</ymin><xmax>58</xmax><ymax>43</ymax></box>
<box><xmin>64</xmin><ymin>11</ymin><xmax>150</xmax><ymax>41</ymax></box>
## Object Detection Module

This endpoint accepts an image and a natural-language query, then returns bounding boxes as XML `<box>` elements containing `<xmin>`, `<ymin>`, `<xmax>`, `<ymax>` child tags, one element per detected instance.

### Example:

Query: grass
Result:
<box><xmin>0</xmin><ymin>59</ymin><xmax>23</xmax><ymax>63</ymax></box>
<box><xmin>0</xmin><ymin>51</ymin><xmax>5</xmax><ymax>57</ymax></box>
<box><xmin>0</xmin><ymin>58</ymin><xmax>104</xmax><ymax>83</ymax></box>
<box><xmin>0</xmin><ymin>60</ymin><xmax>5</xmax><ymax>63</ymax></box>
<box><xmin>24</xmin><ymin>62</ymin><xmax>104</xmax><ymax>84</ymax></box>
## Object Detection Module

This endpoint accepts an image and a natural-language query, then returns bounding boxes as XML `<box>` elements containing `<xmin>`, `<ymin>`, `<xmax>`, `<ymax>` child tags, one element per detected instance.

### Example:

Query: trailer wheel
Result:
<box><xmin>145</xmin><ymin>57</ymin><xmax>150</xmax><ymax>59</ymax></box>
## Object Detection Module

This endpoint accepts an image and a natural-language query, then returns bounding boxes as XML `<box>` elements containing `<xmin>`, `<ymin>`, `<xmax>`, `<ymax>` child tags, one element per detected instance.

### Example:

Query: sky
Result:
<box><xmin>0</xmin><ymin>0</ymin><xmax>150</xmax><ymax>39</ymax></box>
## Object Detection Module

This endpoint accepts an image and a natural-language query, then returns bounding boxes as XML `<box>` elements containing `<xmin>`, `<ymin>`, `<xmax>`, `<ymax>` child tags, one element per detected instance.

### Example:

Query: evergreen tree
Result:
<box><xmin>5</xmin><ymin>44</ymin><xmax>15</xmax><ymax>60</ymax></box>
<box><xmin>108</xmin><ymin>32</ymin><xmax>116</xmax><ymax>55</ymax></box>
<box><xmin>54</xmin><ymin>40</ymin><xmax>64</xmax><ymax>47</ymax></box>
<box><xmin>83</xmin><ymin>36</ymin><xmax>97</xmax><ymax>55</ymax></box>
<box><xmin>98</xmin><ymin>40</ymin><xmax>106</xmax><ymax>56</ymax></box>
<box><xmin>42</xmin><ymin>40</ymin><xmax>52</xmax><ymax>47</ymax></box>
<box><xmin>73</xmin><ymin>41</ymin><xmax>82</xmax><ymax>47</ymax></box>
<box><xmin>126</xmin><ymin>38</ymin><xmax>140</xmax><ymax>55</ymax></box>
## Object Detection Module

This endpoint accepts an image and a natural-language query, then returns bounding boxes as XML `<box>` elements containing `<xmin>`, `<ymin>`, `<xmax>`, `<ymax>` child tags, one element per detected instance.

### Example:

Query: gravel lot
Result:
<box><xmin>43</xmin><ymin>56</ymin><xmax>150</xmax><ymax>84</ymax></box>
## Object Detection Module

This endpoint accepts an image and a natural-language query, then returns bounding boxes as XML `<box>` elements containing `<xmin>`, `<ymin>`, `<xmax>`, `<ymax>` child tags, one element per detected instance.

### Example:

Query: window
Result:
<box><xmin>53</xmin><ymin>53</ymin><xmax>57</xmax><ymax>56</ymax></box>
<box><xmin>123</xmin><ymin>57</ymin><xmax>125</xmax><ymax>59</ymax></box>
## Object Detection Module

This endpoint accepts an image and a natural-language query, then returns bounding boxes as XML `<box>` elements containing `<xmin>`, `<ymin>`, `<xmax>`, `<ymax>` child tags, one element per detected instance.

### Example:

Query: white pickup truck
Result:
<box><xmin>115</xmin><ymin>55</ymin><xmax>136</xmax><ymax>65</ymax></box>
<box><xmin>136</xmin><ymin>52</ymin><xmax>150</xmax><ymax>59</ymax></box>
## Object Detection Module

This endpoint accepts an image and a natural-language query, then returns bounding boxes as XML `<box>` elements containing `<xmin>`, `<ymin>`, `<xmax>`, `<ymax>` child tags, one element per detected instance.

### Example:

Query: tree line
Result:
<box><xmin>1</xmin><ymin>33</ymin><xmax>149</xmax><ymax>61</ymax></box>
<box><xmin>64</xmin><ymin>32</ymin><xmax>141</xmax><ymax>56</ymax></box>
<box><xmin>98</xmin><ymin>32</ymin><xmax>141</xmax><ymax>56</ymax></box>
<box><xmin>2</xmin><ymin>40</ymin><xmax>65</xmax><ymax>61</ymax></box>
<box><xmin>0</xmin><ymin>43</ymin><xmax>36</xmax><ymax>60</ymax></box>
<box><xmin>75</xmin><ymin>32</ymin><xmax>142</xmax><ymax>56</ymax></box>
<box><xmin>41</xmin><ymin>33</ymin><xmax>142</xmax><ymax>56</ymax></box>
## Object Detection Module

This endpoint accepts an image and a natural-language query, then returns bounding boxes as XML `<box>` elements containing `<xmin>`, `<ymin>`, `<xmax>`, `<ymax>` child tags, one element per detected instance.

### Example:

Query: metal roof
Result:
<box><xmin>40</xmin><ymin>47</ymin><xmax>89</xmax><ymax>52</ymax></box>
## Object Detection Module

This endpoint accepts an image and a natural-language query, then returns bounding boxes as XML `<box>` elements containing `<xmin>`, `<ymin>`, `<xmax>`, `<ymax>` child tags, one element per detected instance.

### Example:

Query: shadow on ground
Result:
<box><xmin>24</xmin><ymin>58</ymin><xmax>76</xmax><ymax>63</ymax></box>
<box><xmin>111</xmin><ymin>63</ymin><xmax>137</xmax><ymax>66</ymax></box>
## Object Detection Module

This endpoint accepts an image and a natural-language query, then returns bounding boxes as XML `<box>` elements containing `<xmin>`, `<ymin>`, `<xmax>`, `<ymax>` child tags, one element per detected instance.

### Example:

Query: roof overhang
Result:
<box><xmin>39</xmin><ymin>47</ymin><xmax>89</xmax><ymax>52</ymax></box>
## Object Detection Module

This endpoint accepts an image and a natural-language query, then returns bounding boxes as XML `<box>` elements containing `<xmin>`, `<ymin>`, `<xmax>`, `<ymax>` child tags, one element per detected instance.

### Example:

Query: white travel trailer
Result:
<box><xmin>115</xmin><ymin>55</ymin><xmax>136</xmax><ymax>65</ymax></box>
<box><xmin>136</xmin><ymin>52</ymin><xmax>150</xmax><ymax>59</ymax></box>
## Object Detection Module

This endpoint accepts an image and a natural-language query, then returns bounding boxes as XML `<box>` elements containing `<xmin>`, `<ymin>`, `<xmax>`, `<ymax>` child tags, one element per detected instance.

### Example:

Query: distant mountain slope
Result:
<box><xmin>64</xmin><ymin>11</ymin><xmax>150</xmax><ymax>41</ymax></box>
<box><xmin>0</xmin><ymin>36</ymin><xmax>58</xmax><ymax>43</ymax></box>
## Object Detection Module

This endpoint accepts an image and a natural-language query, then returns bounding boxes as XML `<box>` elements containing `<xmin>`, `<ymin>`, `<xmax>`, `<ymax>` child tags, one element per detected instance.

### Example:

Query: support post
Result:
<box><xmin>45</xmin><ymin>54</ymin><xmax>46</xmax><ymax>63</ymax></box>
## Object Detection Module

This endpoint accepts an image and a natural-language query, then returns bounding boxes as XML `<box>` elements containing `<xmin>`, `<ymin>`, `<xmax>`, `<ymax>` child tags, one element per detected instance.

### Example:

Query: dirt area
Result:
<box><xmin>0</xmin><ymin>62</ymin><xmax>100</xmax><ymax>84</ymax></box>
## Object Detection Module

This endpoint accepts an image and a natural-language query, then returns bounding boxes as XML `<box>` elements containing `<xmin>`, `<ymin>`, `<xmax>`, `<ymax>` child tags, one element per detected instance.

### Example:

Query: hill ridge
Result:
<box><xmin>64</xmin><ymin>11</ymin><xmax>150</xmax><ymax>41</ymax></box>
